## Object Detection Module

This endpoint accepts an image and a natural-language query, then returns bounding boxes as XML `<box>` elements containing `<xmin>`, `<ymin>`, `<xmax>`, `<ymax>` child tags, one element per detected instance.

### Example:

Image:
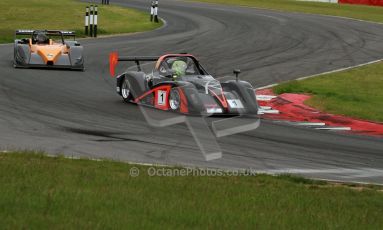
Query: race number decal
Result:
<box><xmin>157</xmin><ymin>90</ymin><xmax>167</xmax><ymax>106</ymax></box>
<box><xmin>227</xmin><ymin>99</ymin><xmax>244</xmax><ymax>109</ymax></box>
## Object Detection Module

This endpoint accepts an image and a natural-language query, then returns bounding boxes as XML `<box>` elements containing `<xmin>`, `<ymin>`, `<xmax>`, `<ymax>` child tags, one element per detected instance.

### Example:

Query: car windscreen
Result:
<box><xmin>161</xmin><ymin>56</ymin><xmax>207</xmax><ymax>76</ymax></box>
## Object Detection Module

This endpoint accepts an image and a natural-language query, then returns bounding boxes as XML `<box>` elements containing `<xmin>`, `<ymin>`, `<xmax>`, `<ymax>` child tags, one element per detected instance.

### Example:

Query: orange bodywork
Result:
<box><xmin>29</xmin><ymin>39</ymin><xmax>68</xmax><ymax>64</ymax></box>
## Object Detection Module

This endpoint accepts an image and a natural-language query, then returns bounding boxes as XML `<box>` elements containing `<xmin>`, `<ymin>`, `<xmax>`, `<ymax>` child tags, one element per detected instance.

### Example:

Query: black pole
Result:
<box><xmin>150</xmin><ymin>1</ymin><xmax>154</xmax><ymax>22</ymax></box>
<box><xmin>85</xmin><ymin>6</ymin><xmax>89</xmax><ymax>36</ymax></box>
<box><xmin>94</xmin><ymin>5</ymin><xmax>98</xmax><ymax>37</ymax></box>
<box><xmin>154</xmin><ymin>0</ymin><xmax>159</xmax><ymax>23</ymax></box>
<box><xmin>89</xmin><ymin>5</ymin><xmax>94</xmax><ymax>37</ymax></box>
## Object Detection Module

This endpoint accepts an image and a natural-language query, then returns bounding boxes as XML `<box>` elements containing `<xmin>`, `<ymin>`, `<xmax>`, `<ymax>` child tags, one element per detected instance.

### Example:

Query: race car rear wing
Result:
<box><xmin>109</xmin><ymin>52</ymin><xmax>160</xmax><ymax>76</ymax></box>
<box><xmin>15</xmin><ymin>30</ymin><xmax>76</xmax><ymax>37</ymax></box>
<box><xmin>117</xmin><ymin>56</ymin><xmax>159</xmax><ymax>62</ymax></box>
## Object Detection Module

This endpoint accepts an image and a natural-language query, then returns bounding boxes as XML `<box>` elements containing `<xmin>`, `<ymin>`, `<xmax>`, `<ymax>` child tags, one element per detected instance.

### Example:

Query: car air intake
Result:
<box><xmin>47</xmin><ymin>61</ymin><xmax>54</xmax><ymax>66</ymax></box>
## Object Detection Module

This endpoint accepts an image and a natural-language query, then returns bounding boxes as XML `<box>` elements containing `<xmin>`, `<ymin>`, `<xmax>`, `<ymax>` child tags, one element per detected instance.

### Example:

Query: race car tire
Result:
<box><xmin>169</xmin><ymin>88</ymin><xmax>181</xmax><ymax>111</ymax></box>
<box><xmin>121</xmin><ymin>78</ymin><xmax>134</xmax><ymax>103</ymax></box>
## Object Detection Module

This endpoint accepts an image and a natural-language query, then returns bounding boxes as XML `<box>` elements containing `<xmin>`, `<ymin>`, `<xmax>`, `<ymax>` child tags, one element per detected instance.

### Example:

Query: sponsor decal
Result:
<box><xmin>157</xmin><ymin>90</ymin><xmax>166</xmax><ymax>106</ymax></box>
<box><xmin>227</xmin><ymin>99</ymin><xmax>244</xmax><ymax>109</ymax></box>
<box><xmin>206</xmin><ymin>108</ymin><xmax>223</xmax><ymax>113</ymax></box>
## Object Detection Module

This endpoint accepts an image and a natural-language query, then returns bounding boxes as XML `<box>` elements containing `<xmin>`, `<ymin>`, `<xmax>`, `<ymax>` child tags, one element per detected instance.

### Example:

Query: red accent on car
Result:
<box><xmin>109</xmin><ymin>52</ymin><xmax>118</xmax><ymax>77</ymax></box>
<box><xmin>134</xmin><ymin>88</ymin><xmax>156</xmax><ymax>103</ymax></box>
<box><xmin>154</xmin><ymin>85</ymin><xmax>172</xmax><ymax>110</ymax></box>
<box><xmin>178</xmin><ymin>88</ymin><xmax>189</xmax><ymax>113</ymax></box>
<box><xmin>134</xmin><ymin>85</ymin><xmax>172</xmax><ymax>110</ymax></box>
<box><xmin>209</xmin><ymin>88</ymin><xmax>228</xmax><ymax>109</ymax></box>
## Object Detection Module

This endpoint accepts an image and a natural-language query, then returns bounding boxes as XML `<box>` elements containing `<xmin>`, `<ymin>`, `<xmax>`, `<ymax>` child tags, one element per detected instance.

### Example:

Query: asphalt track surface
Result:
<box><xmin>1</xmin><ymin>0</ymin><xmax>383</xmax><ymax>184</ymax></box>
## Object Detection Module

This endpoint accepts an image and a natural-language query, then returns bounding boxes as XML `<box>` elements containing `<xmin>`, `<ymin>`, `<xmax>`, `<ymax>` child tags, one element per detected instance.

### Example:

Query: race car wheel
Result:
<box><xmin>169</xmin><ymin>88</ymin><xmax>181</xmax><ymax>111</ymax></box>
<box><xmin>121</xmin><ymin>79</ymin><xmax>133</xmax><ymax>102</ymax></box>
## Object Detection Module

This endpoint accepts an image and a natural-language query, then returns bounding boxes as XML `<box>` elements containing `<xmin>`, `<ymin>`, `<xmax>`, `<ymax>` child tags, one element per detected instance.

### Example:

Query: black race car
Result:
<box><xmin>109</xmin><ymin>53</ymin><xmax>259</xmax><ymax>115</ymax></box>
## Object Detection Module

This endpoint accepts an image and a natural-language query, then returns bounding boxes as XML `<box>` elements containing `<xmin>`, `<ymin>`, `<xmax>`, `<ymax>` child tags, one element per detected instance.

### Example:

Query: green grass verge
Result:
<box><xmin>0</xmin><ymin>0</ymin><xmax>162</xmax><ymax>43</ymax></box>
<box><xmin>273</xmin><ymin>61</ymin><xmax>383</xmax><ymax>122</ymax></box>
<box><xmin>192</xmin><ymin>0</ymin><xmax>383</xmax><ymax>23</ymax></box>
<box><xmin>1</xmin><ymin>152</ymin><xmax>383</xmax><ymax>229</ymax></box>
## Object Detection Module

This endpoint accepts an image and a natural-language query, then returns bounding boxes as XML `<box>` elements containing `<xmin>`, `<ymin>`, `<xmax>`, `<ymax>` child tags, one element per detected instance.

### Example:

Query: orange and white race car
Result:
<box><xmin>13</xmin><ymin>30</ymin><xmax>84</xmax><ymax>70</ymax></box>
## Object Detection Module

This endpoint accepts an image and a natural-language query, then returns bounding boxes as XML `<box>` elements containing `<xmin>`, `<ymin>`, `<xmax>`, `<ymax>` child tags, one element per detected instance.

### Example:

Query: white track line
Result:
<box><xmin>257</xmin><ymin>84</ymin><xmax>278</xmax><ymax>90</ymax></box>
<box><xmin>256</xmin><ymin>95</ymin><xmax>277</xmax><ymax>101</ymax></box>
<box><xmin>315</xmin><ymin>127</ymin><xmax>351</xmax><ymax>131</ymax></box>
<box><xmin>257</xmin><ymin>58</ymin><xmax>383</xmax><ymax>90</ymax></box>
<box><xmin>271</xmin><ymin>120</ymin><xmax>326</xmax><ymax>126</ymax></box>
<box><xmin>258</xmin><ymin>109</ymin><xmax>280</xmax><ymax>115</ymax></box>
<box><xmin>295</xmin><ymin>59</ymin><xmax>383</xmax><ymax>81</ymax></box>
<box><xmin>294</xmin><ymin>122</ymin><xmax>326</xmax><ymax>126</ymax></box>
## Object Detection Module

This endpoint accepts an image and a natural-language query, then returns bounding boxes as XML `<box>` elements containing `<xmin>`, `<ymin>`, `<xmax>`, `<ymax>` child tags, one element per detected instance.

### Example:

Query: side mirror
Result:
<box><xmin>233</xmin><ymin>69</ymin><xmax>241</xmax><ymax>81</ymax></box>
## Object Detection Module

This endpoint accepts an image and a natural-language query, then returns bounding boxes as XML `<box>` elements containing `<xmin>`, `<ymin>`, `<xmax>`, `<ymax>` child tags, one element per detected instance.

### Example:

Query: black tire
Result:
<box><xmin>13</xmin><ymin>46</ymin><xmax>18</xmax><ymax>68</ymax></box>
<box><xmin>121</xmin><ymin>78</ymin><xmax>133</xmax><ymax>103</ymax></box>
<box><xmin>169</xmin><ymin>88</ymin><xmax>181</xmax><ymax>111</ymax></box>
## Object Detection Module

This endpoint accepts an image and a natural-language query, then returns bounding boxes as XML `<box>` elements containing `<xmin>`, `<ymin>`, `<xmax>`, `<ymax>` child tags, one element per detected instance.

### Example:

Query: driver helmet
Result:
<box><xmin>36</xmin><ymin>32</ymin><xmax>49</xmax><ymax>44</ymax></box>
<box><xmin>171</xmin><ymin>60</ymin><xmax>187</xmax><ymax>78</ymax></box>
